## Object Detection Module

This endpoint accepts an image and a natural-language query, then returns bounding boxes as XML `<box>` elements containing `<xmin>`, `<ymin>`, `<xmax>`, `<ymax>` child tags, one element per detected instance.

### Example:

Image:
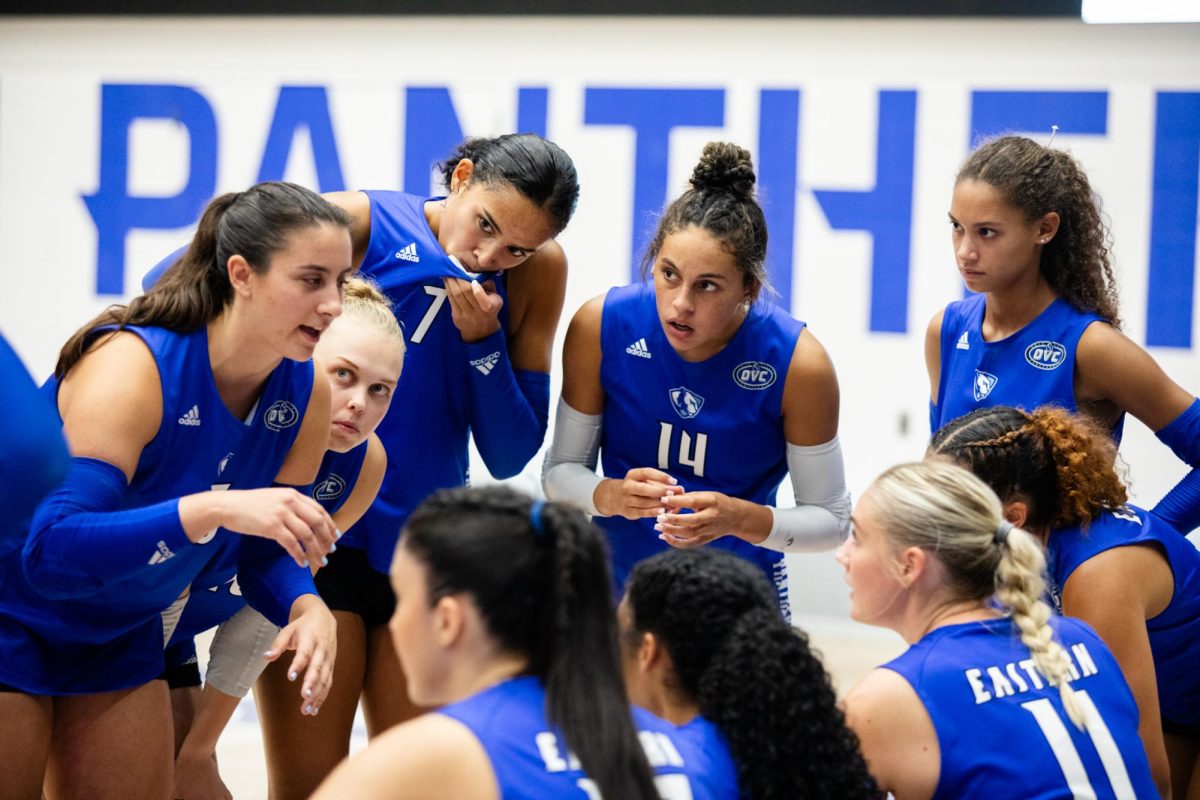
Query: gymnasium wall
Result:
<box><xmin>1</xmin><ymin>17</ymin><xmax>1196</xmax><ymax>614</ymax></box>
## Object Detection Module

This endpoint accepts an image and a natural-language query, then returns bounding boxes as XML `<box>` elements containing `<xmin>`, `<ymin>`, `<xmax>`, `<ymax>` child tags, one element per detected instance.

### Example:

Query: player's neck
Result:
<box><xmin>983</xmin><ymin>277</ymin><xmax>1057</xmax><ymax>341</ymax></box>
<box><xmin>904</xmin><ymin>597</ymin><xmax>996</xmax><ymax>644</ymax></box>
<box><xmin>206</xmin><ymin>314</ymin><xmax>280</xmax><ymax>417</ymax></box>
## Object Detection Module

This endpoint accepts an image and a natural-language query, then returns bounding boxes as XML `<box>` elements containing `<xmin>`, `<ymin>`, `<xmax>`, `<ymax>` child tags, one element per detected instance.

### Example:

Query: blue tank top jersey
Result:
<box><xmin>0</xmin><ymin>331</ymin><xmax>69</xmax><ymax>560</ymax></box>
<box><xmin>344</xmin><ymin>190</ymin><xmax>508</xmax><ymax>572</ymax></box>
<box><xmin>0</xmin><ymin>324</ymin><xmax>312</xmax><ymax>695</ymax></box>
<box><xmin>165</xmin><ymin>443</ymin><xmax>369</xmax><ymax>662</ymax></box>
<box><xmin>883</xmin><ymin>616</ymin><xmax>1156</xmax><ymax>800</ymax></box>
<box><xmin>597</xmin><ymin>282</ymin><xmax>802</xmax><ymax>605</ymax></box>
<box><xmin>1046</xmin><ymin>505</ymin><xmax>1200</xmax><ymax>728</ymax></box>
<box><xmin>932</xmin><ymin>295</ymin><xmax>1119</xmax><ymax>436</ymax></box>
<box><xmin>437</xmin><ymin>675</ymin><xmax>735</xmax><ymax>799</ymax></box>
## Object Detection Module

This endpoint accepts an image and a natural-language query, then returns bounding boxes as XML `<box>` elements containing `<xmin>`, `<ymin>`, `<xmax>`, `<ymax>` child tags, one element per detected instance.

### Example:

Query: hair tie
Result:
<box><xmin>994</xmin><ymin>520</ymin><xmax>1013</xmax><ymax>546</ymax></box>
<box><xmin>530</xmin><ymin>500</ymin><xmax>547</xmax><ymax>538</ymax></box>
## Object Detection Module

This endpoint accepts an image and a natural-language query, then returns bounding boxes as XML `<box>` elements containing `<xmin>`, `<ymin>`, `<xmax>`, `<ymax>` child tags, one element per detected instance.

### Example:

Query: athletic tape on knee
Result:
<box><xmin>205</xmin><ymin>605</ymin><xmax>280</xmax><ymax>698</ymax></box>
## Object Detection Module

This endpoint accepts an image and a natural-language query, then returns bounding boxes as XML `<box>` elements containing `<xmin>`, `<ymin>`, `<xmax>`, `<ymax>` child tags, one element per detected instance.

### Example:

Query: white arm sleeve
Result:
<box><xmin>759</xmin><ymin>436</ymin><xmax>852</xmax><ymax>553</ymax></box>
<box><xmin>204</xmin><ymin>604</ymin><xmax>281</xmax><ymax>698</ymax></box>
<box><xmin>541</xmin><ymin>398</ymin><xmax>604</xmax><ymax>516</ymax></box>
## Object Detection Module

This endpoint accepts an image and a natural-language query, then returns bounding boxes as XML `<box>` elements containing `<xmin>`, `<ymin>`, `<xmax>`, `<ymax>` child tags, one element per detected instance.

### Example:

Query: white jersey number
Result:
<box><xmin>657</xmin><ymin>422</ymin><xmax>708</xmax><ymax>478</ymax></box>
<box><xmin>577</xmin><ymin>775</ymin><xmax>693</xmax><ymax>800</ymax></box>
<box><xmin>410</xmin><ymin>285</ymin><xmax>448</xmax><ymax>345</ymax></box>
<box><xmin>1022</xmin><ymin>691</ymin><xmax>1137</xmax><ymax>799</ymax></box>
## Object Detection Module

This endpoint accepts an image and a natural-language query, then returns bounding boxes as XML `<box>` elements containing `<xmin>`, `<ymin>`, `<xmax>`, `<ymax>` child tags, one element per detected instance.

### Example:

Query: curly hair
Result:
<box><xmin>958</xmin><ymin>136</ymin><xmax>1120</xmax><ymax>327</ymax></box>
<box><xmin>640</xmin><ymin>141</ymin><xmax>771</xmax><ymax>296</ymax></box>
<box><xmin>625</xmin><ymin>549</ymin><xmax>880</xmax><ymax>799</ymax></box>
<box><xmin>929</xmin><ymin>405</ymin><xmax>1127</xmax><ymax>531</ymax></box>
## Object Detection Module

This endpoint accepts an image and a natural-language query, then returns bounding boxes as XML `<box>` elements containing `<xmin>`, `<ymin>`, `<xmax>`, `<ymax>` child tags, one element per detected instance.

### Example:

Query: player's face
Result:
<box><xmin>315</xmin><ymin>315</ymin><xmax>404</xmax><ymax>452</ymax></box>
<box><xmin>246</xmin><ymin>222</ymin><xmax>353</xmax><ymax>361</ymax></box>
<box><xmin>949</xmin><ymin>179</ymin><xmax>1049</xmax><ymax>295</ymax></box>
<box><xmin>388</xmin><ymin>545</ymin><xmax>450</xmax><ymax>706</ymax></box>
<box><xmin>438</xmin><ymin>171</ymin><xmax>556</xmax><ymax>273</ymax></box>
<box><xmin>652</xmin><ymin>225</ymin><xmax>753</xmax><ymax>363</ymax></box>
<box><xmin>836</xmin><ymin>490</ymin><xmax>906</xmax><ymax>629</ymax></box>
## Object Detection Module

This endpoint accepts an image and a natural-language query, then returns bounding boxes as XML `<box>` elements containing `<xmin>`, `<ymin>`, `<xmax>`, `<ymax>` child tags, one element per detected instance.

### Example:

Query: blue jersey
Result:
<box><xmin>0</xmin><ymin>325</ymin><xmax>312</xmax><ymax>694</ymax></box>
<box><xmin>437</xmin><ymin>675</ymin><xmax>736</xmax><ymax>799</ymax></box>
<box><xmin>932</xmin><ymin>295</ymin><xmax>1119</xmax><ymax>436</ymax></box>
<box><xmin>165</xmin><ymin>443</ymin><xmax>369</xmax><ymax>663</ymax></box>
<box><xmin>884</xmin><ymin>616</ymin><xmax>1156</xmax><ymax>800</ymax></box>
<box><xmin>1047</xmin><ymin>505</ymin><xmax>1200</xmax><ymax>728</ymax></box>
<box><xmin>0</xmin><ymin>331</ymin><xmax>68</xmax><ymax>560</ymax></box>
<box><xmin>346</xmin><ymin>190</ymin><xmax>508</xmax><ymax>572</ymax></box>
<box><xmin>597</xmin><ymin>282</ymin><xmax>802</xmax><ymax>605</ymax></box>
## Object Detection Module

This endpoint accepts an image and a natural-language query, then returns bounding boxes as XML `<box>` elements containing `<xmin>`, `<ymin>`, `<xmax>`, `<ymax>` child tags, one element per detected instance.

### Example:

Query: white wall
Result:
<box><xmin>2</xmin><ymin>17</ymin><xmax>1196</xmax><ymax>616</ymax></box>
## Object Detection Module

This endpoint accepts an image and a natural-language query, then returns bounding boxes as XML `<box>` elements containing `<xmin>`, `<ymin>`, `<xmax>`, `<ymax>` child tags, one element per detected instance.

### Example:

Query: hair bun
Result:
<box><xmin>690</xmin><ymin>142</ymin><xmax>756</xmax><ymax>199</ymax></box>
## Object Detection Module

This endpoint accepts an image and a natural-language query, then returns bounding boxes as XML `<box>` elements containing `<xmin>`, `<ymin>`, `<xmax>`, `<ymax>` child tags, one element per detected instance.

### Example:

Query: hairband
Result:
<box><xmin>994</xmin><ymin>520</ymin><xmax>1013</xmax><ymax>546</ymax></box>
<box><xmin>530</xmin><ymin>500</ymin><xmax>546</xmax><ymax>538</ymax></box>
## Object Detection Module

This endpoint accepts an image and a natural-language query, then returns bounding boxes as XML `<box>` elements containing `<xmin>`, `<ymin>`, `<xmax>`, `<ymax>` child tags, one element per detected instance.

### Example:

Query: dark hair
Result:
<box><xmin>56</xmin><ymin>181</ymin><xmax>352</xmax><ymax>377</ymax></box>
<box><xmin>403</xmin><ymin>486</ymin><xmax>658</xmax><ymax>800</ymax></box>
<box><xmin>641</xmin><ymin>141</ymin><xmax>770</xmax><ymax>296</ymax></box>
<box><xmin>930</xmin><ymin>405</ymin><xmax>1127</xmax><ymax>531</ymax></box>
<box><xmin>625</xmin><ymin>550</ymin><xmax>880</xmax><ymax>800</ymax></box>
<box><xmin>957</xmin><ymin>135</ymin><xmax>1120</xmax><ymax>326</ymax></box>
<box><xmin>438</xmin><ymin>133</ymin><xmax>579</xmax><ymax>235</ymax></box>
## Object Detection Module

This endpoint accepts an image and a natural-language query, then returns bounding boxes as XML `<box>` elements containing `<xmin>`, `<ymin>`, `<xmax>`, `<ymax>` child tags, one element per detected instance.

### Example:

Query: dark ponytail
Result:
<box><xmin>626</xmin><ymin>550</ymin><xmax>880</xmax><ymax>799</ymax></box>
<box><xmin>438</xmin><ymin>133</ymin><xmax>579</xmax><ymax>235</ymax></box>
<box><xmin>403</xmin><ymin>486</ymin><xmax>658</xmax><ymax>800</ymax></box>
<box><xmin>56</xmin><ymin>181</ymin><xmax>351</xmax><ymax>377</ymax></box>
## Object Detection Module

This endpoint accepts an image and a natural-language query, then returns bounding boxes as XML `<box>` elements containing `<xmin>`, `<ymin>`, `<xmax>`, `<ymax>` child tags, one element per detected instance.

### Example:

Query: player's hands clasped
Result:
<box><xmin>655</xmin><ymin>490</ymin><xmax>749</xmax><ymax>548</ymax></box>
<box><xmin>594</xmin><ymin>467</ymin><xmax>683</xmax><ymax>520</ymax></box>
<box><xmin>189</xmin><ymin>487</ymin><xmax>338</xmax><ymax>570</ymax></box>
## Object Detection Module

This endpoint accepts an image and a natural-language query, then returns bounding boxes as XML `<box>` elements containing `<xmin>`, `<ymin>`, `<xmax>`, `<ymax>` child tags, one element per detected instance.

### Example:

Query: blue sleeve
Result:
<box><xmin>462</xmin><ymin>329</ymin><xmax>550</xmax><ymax>479</ymax></box>
<box><xmin>0</xmin><ymin>333</ymin><xmax>69</xmax><ymax>546</ymax></box>
<box><xmin>236</xmin><ymin>536</ymin><xmax>318</xmax><ymax>628</ymax></box>
<box><xmin>1152</xmin><ymin>398</ymin><xmax>1200</xmax><ymax>535</ymax></box>
<box><xmin>141</xmin><ymin>244</ymin><xmax>188</xmax><ymax>292</ymax></box>
<box><xmin>23</xmin><ymin>456</ymin><xmax>190</xmax><ymax>599</ymax></box>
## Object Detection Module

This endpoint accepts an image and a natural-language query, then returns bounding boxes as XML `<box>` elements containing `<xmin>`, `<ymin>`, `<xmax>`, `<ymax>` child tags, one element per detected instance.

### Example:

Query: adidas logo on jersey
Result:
<box><xmin>177</xmin><ymin>405</ymin><xmax>201</xmax><ymax>426</ymax></box>
<box><xmin>148</xmin><ymin>540</ymin><xmax>176</xmax><ymax>565</ymax></box>
<box><xmin>470</xmin><ymin>351</ymin><xmax>501</xmax><ymax>375</ymax></box>
<box><xmin>956</xmin><ymin>330</ymin><xmax>970</xmax><ymax>351</ymax></box>
<box><xmin>625</xmin><ymin>338</ymin><xmax>652</xmax><ymax>358</ymax></box>
<box><xmin>394</xmin><ymin>243</ymin><xmax>420</xmax><ymax>262</ymax></box>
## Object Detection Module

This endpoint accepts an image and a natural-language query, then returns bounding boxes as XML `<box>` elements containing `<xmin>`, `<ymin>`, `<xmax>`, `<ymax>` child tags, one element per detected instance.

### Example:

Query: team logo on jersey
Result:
<box><xmin>956</xmin><ymin>330</ymin><xmax>970</xmax><ymax>351</ymax></box>
<box><xmin>669</xmin><ymin>387</ymin><xmax>705</xmax><ymax>419</ymax></box>
<box><xmin>394</xmin><ymin>242</ymin><xmax>420</xmax><ymax>262</ymax></box>
<box><xmin>973</xmin><ymin>370</ymin><xmax>998</xmax><ymax>401</ymax></box>
<box><xmin>264</xmin><ymin>400</ymin><xmax>300</xmax><ymax>431</ymax></box>
<box><xmin>733</xmin><ymin>361</ymin><xmax>776</xmax><ymax>390</ymax></box>
<box><xmin>625</xmin><ymin>338</ymin><xmax>652</xmax><ymax>358</ymax></box>
<box><xmin>177</xmin><ymin>405</ymin><xmax>201</xmax><ymax>426</ymax></box>
<box><xmin>314</xmin><ymin>473</ymin><xmax>347</xmax><ymax>502</ymax></box>
<box><xmin>1024</xmin><ymin>340</ymin><xmax>1067</xmax><ymax>370</ymax></box>
<box><xmin>148</xmin><ymin>539</ymin><xmax>176</xmax><ymax>565</ymax></box>
<box><xmin>470</xmin><ymin>351</ymin><xmax>501</xmax><ymax>375</ymax></box>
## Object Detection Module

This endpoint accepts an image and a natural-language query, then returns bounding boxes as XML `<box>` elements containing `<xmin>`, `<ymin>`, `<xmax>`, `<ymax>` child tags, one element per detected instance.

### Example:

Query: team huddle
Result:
<box><xmin>1</xmin><ymin>132</ymin><xmax>1197</xmax><ymax>800</ymax></box>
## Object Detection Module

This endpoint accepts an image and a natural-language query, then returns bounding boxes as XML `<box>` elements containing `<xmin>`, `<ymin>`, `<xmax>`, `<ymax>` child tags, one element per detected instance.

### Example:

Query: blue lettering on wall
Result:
<box><xmin>517</xmin><ymin>87</ymin><xmax>548</xmax><ymax>138</ymax></box>
<box><xmin>584</xmin><ymin>88</ymin><xmax>725</xmax><ymax>279</ymax></box>
<box><xmin>812</xmin><ymin>90</ymin><xmax>917</xmax><ymax>333</ymax></box>
<box><xmin>758</xmin><ymin>89</ymin><xmax>800</xmax><ymax>313</ymax></box>
<box><xmin>83</xmin><ymin>83</ymin><xmax>217</xmax><ymax>296</ymax></box>
<box><xmin>1148</xmin><ymin>91</ymin><xmax>1200</xmax><ymax>349</ymax></box>
<box><xmin>257</xmin><ymin>86</ymin><xmax>346</xmax><ymax>191</ymax></box>
<box><xmin>404</xmin><ymin>87</ymin><xmax>465</xmax><ymax>196</ymax></box>
<box><xmin>969</xmin><ymin>90</ymin><xmax>1108</xmax><ymax>146</ymax></box>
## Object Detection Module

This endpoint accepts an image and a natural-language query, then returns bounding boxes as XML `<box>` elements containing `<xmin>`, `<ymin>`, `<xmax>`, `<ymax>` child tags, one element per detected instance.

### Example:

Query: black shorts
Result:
<box><xmin>1163</xmin><ymin>714</ymin><xmax>1200</xmax><ymax>741</ymax></box>
<box><xmin>315</xmin><ymin>544</ymin><xmax>396</xmax><ymax>629</ymax></box>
